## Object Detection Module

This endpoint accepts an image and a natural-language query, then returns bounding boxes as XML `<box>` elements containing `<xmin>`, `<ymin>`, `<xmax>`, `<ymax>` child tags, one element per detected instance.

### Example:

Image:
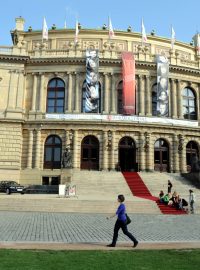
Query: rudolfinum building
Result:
<box><xmin>0</xmin><ymin>17</ymin><xmax>200</xmax><ymax>185</ymax></box>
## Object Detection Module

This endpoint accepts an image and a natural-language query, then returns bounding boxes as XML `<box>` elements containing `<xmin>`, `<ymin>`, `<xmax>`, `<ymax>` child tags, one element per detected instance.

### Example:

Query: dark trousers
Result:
<box><xmin>112</xmin><ymin>219</ymin><xmax>138</xmax><ymax>246</ymax></box>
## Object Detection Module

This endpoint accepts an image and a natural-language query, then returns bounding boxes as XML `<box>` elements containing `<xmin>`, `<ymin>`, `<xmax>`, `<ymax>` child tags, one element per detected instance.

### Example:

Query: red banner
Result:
<box><xmin>122</xmin><ymin>52</ymin><xmax>135</xmax><ymax>115</ymax></box>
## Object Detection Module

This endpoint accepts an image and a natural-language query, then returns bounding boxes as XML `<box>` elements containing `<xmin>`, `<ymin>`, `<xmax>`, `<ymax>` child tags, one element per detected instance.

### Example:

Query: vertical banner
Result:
<box><xmin>122</xmin><ymin>52</ymin><xmax>136</xmax><ymax>115</ymax></box>
<box><xmin>156</xmin><ymin>55</ymin><xmax>169</xmax><ymax>117</ymax></box>
<box><xmin>84</xmin><ymin>50</ymin><xmax>99</xmax><ymax>113</ymax></box>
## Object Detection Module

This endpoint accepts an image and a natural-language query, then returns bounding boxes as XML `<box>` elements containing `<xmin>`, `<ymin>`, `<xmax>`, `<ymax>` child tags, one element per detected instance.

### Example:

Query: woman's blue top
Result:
<box><xmin>116</xmin><ymin>203</ymin><xmax>126</xmax><ymax>222</ymax></box>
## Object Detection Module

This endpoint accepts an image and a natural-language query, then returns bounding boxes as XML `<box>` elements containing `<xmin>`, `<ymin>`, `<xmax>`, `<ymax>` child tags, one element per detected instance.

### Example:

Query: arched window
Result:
<box><xmin>46</xmin><ymin>78</ymin><xmax>65</xmax><ymax>113</ymax></box>
<box><xmin>182</xmin><ymin>88</ymin><xmax>197</xmax><ymax>120</ymax></box>
<box><xmin>82</xmin><ymin>81</ymin><xmax>101</xmax><ymax>113</ymax></box>
<box><xmin>44</xmin><ymin>135</ymin><xmax>62</xmax><ymax>169</ymax></box>
<box><xmin>152</xmin><ymin>83</ymin><xmax>157</xmax><ymax>116</ymax></box>
<box><xmin>117</xmin><ymin>81</ymin><xmax>123</xmax><ymax>114</ymax></box>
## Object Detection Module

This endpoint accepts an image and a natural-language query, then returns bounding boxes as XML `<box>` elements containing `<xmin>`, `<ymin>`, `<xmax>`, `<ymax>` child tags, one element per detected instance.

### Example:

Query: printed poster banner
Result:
<box><xmin>156</xmin><ymin>55</ymin><xmax>169</xmax><ymax>117</ymax></box>
<box><xmin>122</xmin><ymin>52</ymin><xmax>135</xmax><ymax>115</ymax></box>
<box><xmin>84</xmin><ymin>50</ymin><xmax>99</xmax><ymax>113</ymax></box>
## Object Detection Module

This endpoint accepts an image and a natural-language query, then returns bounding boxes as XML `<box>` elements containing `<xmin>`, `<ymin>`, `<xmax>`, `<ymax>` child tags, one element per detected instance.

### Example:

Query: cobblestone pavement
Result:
<box><xmin>0</xmin><ymin>212</ymin><xmax>200</xmax><ymax>244</ymax></box>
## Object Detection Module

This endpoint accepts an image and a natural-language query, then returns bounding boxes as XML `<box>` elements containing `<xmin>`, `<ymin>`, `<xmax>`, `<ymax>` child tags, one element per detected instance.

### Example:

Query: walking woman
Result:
<box><xmin>107</xmin><ymin>194</ymin><xmax>138</xmax><ymax>248</ymax></box>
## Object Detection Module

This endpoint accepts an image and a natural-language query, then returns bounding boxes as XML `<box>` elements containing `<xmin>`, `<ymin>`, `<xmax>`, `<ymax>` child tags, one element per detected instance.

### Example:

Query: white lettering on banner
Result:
<box><xmin>45</xmin><ymin>114</ymin><xmax>198</xmax><ymax>127</ymax></box>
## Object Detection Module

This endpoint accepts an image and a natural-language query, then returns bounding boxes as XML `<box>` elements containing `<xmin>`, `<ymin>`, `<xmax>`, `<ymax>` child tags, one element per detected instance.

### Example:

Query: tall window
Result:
<box><xmin>182</xmin><ymin>88</ymin><xmax>197</xmax><ymax>120</ymax></box>
<box><xmin>152</xmin><ymin>83</ymin><xmax>157</xmax><ymax>116</ymax></box>
<box><xmin>82</xmin><ymin>81</ymin><xmax>101</xmax><ymax>113</ymax></box>
<box><xmin>46</xmin><ymin>78</ymin><xmax>65</xmax><ymax>113</ymax></box>
<box><xmin>117</xmin><ymin>81</ymin><xmax>123</xmax><ymax>114</ymax></box>
<box><xmin>44</xmin><ymin>135</ymin><xmax>62</xmax><ymax>169</ymax></box>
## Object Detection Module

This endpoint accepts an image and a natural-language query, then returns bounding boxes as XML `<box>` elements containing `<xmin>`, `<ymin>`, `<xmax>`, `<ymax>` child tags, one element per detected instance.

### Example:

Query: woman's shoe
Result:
<box><xmin>107</xmin><ymin>244</ymin><xmax>115</xmax><ymax>247</ymax></box>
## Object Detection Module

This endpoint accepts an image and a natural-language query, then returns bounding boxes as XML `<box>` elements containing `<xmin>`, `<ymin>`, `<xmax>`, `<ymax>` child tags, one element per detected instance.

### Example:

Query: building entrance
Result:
<box><xmin>154</xmin><ymin>139</ymin><xmax>169</xmax><ymax>172</ymax></box>
<box><xmin>119</xmin><ymin>137</ymin><xmax>137</xmax><ymax>172</ymax></box>
<box><xmin>81</xmin><ymin>135</ymin><xmax>99</xmax><ymax>170</ymax></box>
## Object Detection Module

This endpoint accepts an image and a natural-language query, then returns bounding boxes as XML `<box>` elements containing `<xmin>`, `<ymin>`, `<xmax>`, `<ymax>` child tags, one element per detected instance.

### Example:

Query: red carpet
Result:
<box><xmin>123</xmin><ymin>172</ymin><xmax>187</xmax><ymax>215</ymax></box>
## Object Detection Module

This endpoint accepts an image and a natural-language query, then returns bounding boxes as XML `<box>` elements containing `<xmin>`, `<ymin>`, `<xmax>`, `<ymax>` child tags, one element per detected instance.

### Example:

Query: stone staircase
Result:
<box><xmin>0</xmin><ymin>171</ymin><xmax>160</xmax><ymax>214</ymax></box>
<box><xmin>139</xmin><ymin>172</ymin><xmax>200</xmax><ymax>214</ymax></box>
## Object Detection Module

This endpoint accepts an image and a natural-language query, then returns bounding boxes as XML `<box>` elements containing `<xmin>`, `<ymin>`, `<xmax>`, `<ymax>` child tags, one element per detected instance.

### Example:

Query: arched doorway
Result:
<box><xmin>154</xmin><ymin>139</ymin><xmax>169</xmax><ymax>172</ymax></box>
<box><xmin>44</xmin><ymin>135</ymin><xmax>62</xmax><ymax>169</ymax></box>
<box><xmin>118</xmin><ymin>137</ymin><xmax>136</xmax><ymax>172</ymax></box>
<box><xmin>81</xmin><ymin>136</ymin><xmax>99</xmax><ymax>170</ymax></box>
<box><xmin>186</xmin><ymin>141</ymin><xmax>199</xmax><ymax>172</ymax></box>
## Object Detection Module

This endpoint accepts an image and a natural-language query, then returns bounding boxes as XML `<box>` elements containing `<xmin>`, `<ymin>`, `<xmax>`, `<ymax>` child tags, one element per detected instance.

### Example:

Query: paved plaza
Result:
<box><xmin>0</xmin><ymin>212</ymin><xmax>200</xmax><ymax>249</ymax></box>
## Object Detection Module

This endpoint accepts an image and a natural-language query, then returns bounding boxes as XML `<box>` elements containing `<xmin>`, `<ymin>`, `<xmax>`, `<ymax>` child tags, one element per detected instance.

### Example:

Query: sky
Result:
<box><xmin>0</xmin><ymin>0</ymin><xmax>200</xmax><ymax>46</ymax></box>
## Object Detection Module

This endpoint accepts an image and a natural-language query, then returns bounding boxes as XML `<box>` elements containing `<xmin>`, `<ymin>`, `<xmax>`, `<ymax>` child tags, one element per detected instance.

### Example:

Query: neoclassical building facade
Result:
<box><xmin>0</xmin><ymin>17</ymin><xmax>200</xmax><ymax>185</ymax></box>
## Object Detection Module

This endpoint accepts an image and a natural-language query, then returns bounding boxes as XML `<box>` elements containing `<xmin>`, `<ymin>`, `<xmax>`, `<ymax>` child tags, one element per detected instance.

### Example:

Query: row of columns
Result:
<box><xmin>29</xmin><ymin>72</ymin><xmax>197</xmax><ymax>119</ymax></box>
<box><xmin>7</xmin><ymin>70</ymin><xmax>25</xmax><ymax>111</ymax></box>
<box><xmin>26</xmin><ymin>129</ymin><xmax>187</xmax><ymax>173</ymax></box>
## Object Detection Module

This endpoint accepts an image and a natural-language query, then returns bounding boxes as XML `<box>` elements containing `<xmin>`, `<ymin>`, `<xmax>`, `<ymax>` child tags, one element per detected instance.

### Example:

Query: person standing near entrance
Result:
<box><xmin>106</xmin><ymin>194</ymin><xmax>138</xmax><ymax>248</ymax></box>
<box><xmin>168</xmin><ymin>180</ymin><xmax>173</xmax><ymax>194</ymax></box>
<box><xmin>189</xmin><ymin>189</ymin><xmax>195</xmax><ymax>214</ymax></box>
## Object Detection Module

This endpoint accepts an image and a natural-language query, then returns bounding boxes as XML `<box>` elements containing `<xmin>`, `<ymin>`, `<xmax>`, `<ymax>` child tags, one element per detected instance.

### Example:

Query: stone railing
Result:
<box><xmin>0</xmin><ymin>46</ymin><xmax>28</xmax><ymax>56</ymax></box>
<box><xmin>0</xmin><ymin>46</ymin><xmax>13</xmax><ymax>54</ymax></box>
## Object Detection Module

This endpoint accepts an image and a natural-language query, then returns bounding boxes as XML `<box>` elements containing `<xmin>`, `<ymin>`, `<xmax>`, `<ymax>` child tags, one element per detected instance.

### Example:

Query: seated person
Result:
<box><xmin>174</xmin><ymin>195</ymin><xmax>184</xmax><ymax>210</ymax></box>
<box><xmin>181</xmin><ymin>198</ymin><xmax>188</xmax><ymax>208</ymax></box>
<box><xmin>161</xmin><ymin>193</ymin><xmax>171</xmax><ymax>205</ymax></box>
<box><xmin>169</xmin><ymin>191</ymin><xmax>178</xmax><ymax>207</ymax></box>
<box><xmin>159</xmin><ymin>190</ymin><xmax>164</xmax><ymax>202</ymax></box>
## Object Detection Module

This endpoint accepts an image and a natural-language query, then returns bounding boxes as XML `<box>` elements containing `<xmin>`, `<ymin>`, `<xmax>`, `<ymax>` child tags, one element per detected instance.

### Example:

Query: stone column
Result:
<box><xmin>173</xmin><ymin>134</ymin><xmax>179</xmax><ymax>172</ymax></box>
<box><xmin>7</xmin><ymin>70</ymin><xmax>17</xmax><ymax>109</ymax></box>
<box><xmin>72</xmin><ymin>130</ymin><xmax>78</xmax><ymax>169</ymax></box>
<box><xmin>67</xmin><ymin>72</ymin><xmax>73</xmax><ymax>112</ymax></box>
<box><xmin>27</xmin><ymin>129</ymin><xmax>34</xmax><ymax>169</ymax></box>
<box><xmin>102</xmin><ymin>131</ymin><xmax>108</xmax><ymax>170</ymax></box>
<box><xmin>138</xmin><ymin>75</ymin><xmax>145</xmax><ymax>116</ymax></box>
<box><xmin>177</xmin><ymin>79</ymin><xmax>183</xmax><ymax>119</ymax></box>
<box><xmin>110</xmin><ymin>73</ymin><xmax>116</xmax><ymax>114</ymax></box>
<box><xmin>16</xmin><ymin>71</ymin><xmax>25</xmax><ymax>110</ymax></box>
<box><xmin>31</xmin><ymin>73</ymin><xmax>38</xmax><ymax>111</ymax></box>
<box><xmin>171</xmin><ymin>78</ymin><xmax>177</xmax><ymax>118</ymax></box>
<box><xmin>178</xmin><ymin>134</ymin><xmax>186</xmax><ymax>173</ymax></box>
<box><xmin>139</xmin><ymin>132</ymin><xmax>145</xmax><ymax>171</ymax></box>
<box><xmin>145</xmin><ymin>132</ymin><xmax>151</xmax><ymax>171</ymax></box>
<box><xmin>111</xmin><ymin>131</ymin><xmax>116</xmax><ymax>170</ymax></box>
<box><xmin>103</xmin><ymin>73</ymin><xmax>109</xmax><ymax>114</ymax></box>
<box><xmin>74</xmin><ymin>72</ymin><xmax>80</xmax><ymax>113</ymax></box>
<box><xmin>35</xmin><ymin>129</ymin><xmax>41</xmax><ymax>169</ymax></box>
<box><xmin>39</xmin><ymin>73</ymin><xmax>45</xmax><ymax>112</ymax></box>
<box><xmin>145</xmin><ymin>75</ymin><xmax>151</xmax><ymax>116</ymax></box>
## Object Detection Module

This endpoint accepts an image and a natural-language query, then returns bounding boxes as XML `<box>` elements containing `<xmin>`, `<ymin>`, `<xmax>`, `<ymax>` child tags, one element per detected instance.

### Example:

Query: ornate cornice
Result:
<box><xmin>0</xmin><ymin>54</ymin><xmax>29</xmax><ymax>63</ymax></box>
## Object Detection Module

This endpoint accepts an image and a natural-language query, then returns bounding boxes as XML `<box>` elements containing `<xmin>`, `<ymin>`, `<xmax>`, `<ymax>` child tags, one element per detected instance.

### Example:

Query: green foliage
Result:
<box><xmin>0</xmin><ymin>249</ymin><xmax>200</xmax><ymax>270</ymax></box>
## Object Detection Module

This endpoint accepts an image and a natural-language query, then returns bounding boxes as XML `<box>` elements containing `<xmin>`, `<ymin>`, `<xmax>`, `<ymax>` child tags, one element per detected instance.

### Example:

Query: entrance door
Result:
<box><xmin>186</xmin><ymin>141</ymin><xmax>199</xmax><ymax>172</ymax></box>
<box><xmin>81</xmin><ymin>136</ymin><xmax>99</xmax><ymax>170</ymax></box>
<box><xmin>154</xmin><ymin>139</ymin><xmax>169</xmax><ymax>172</ymax></box>
<box><xmin>119</xmin><ymin>137</ymin><xmax>136</xmax><ymax>172</ymax></box>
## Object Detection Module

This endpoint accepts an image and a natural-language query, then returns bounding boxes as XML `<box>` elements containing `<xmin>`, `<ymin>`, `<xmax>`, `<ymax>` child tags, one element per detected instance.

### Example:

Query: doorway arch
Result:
<box><xmin>118</xmin><ymin>137</ymin><xmax>136</xmax><ymax>172</ymax></box>
<box><xmin>81</xmin><ymin>135</ymin><xmax>99</xmax><ymax>170</ymax></box>
<box><xmin>186</xmin><ymin>141</ymin><xmax>199</xmax><ymax>172</ymax></box>
<box><xmin>154</xmin><ymin>139</ymin><xmax>169</xmax><ymax>172</ymax></box>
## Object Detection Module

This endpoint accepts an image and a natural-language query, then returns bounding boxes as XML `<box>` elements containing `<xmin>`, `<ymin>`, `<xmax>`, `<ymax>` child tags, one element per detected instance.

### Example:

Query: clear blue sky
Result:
<box><xmin>0</xmin><ymin>0</ymin><xmax>199</xmax><ymax>45</ymax></box>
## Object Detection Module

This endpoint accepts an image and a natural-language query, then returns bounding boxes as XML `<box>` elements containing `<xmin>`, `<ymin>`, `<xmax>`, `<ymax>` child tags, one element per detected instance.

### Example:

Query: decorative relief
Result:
<box><xmin>82</xmin><ymin>40</ymin><xmax>101</xmax><ymax>50</ymax></box>
<box><xmin>132</xmin><ymin>42</ymin><xmax>151</xmax><ymax>53</ymax></box>
<box><xmin>56</xmin><ymin>39</ymin><xmax>75</xmax><ymax>50</ymax></box>
<box><xmin>176</xmin><ymin>50</ymin><xmax>191</xmax><ymax>60</ymax></box>
<box><xmin>155</xmin><ymin>46</ymin><xmax>170</xmax><ymax>57</ymax></box>
<box><xmin>32</xmin><ymin>40</ymin><xmax>51</xmax><ymax>50</ymax></box>
<box><xmin>103</xmin><ymin>40</ymin><xmax>127</xmax><ymax>51</ymax></box>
